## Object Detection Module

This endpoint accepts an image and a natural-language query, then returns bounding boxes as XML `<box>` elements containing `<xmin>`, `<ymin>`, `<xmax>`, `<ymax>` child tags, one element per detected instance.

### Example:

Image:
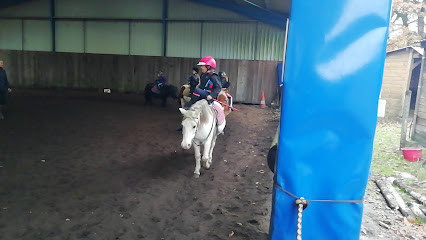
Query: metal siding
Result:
<box><xmin>86</xmin><ymin>21</ymin><xmax>128</xmax><ymax>55</ymax></box>
<box><xmin>0</xmin><ymin>0</ymin><xmax>285</xmax><ymax>61</ymax></box>
<box><xmin>167</xmin><ymin>22</ymin><xmax>201</xmax><ymax>58</ymax></box>
<box><xmin>168</xmin><ymin>0</ymin><xmax>249</xmax><ymax>20</ymax></box>
<box><xmin>0</xmin><ymin>0</ymin><xmax>49</xmax><ymax>17</ymax></box>
<box><xmin>202</xmin><ymin>23</ymin><xmax>256</xmax><ymax>60</ymax></box>
<box><xmin>23</xmin><ymin>20</ymin><xmax>52</xmax><ymax>51</ymax></box>
<box><xmin>0</xmin><ymin>20</ymin><xmax>22</xmax><ymax>50</ymax></box>
<box><xmin>55</xmin><ymin>0</ymin><xmax>163</xmax><ymax>19</ymax></box>
<box><xmin>56</xmin><ymin>21</ymin><xmax>84</xmax><ymax>53</ymax></box>
<box><xmin>256</xmin><ymin>23</ymin><xmax>284</xmax><ymax>61</ymax></box>
<box><xmin>130</xmin><ymin>22</ymin><xmax>162</xmax><ymax>56</ymax></box>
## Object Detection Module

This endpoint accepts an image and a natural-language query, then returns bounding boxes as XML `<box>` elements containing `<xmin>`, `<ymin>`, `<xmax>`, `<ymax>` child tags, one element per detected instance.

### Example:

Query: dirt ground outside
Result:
<box><xmin>0</xmin><ymin>89</ymin><xmax>277</xmax><ymax>240</ymax></box>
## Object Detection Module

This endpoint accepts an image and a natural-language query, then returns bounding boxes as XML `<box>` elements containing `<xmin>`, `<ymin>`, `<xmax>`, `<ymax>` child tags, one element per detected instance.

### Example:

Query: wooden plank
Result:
<box><xmin>381</xmin><ymin>90</ymin><xmax>405</xmax><ymax>97</ymax></box>
<box><xmin>414</xmin><ymin>123</ymin><xmax>426</xmax><ymax>136</ymax></box>
<box><xmin>415</xmin><ymin>117</ymin><xmax>426</xmax><ymax>127</ymax></box>
<box><xmin>417</xmin><ymin>97</ymin><xmax>426</xmax><ymax>106</ymax></box>
<box><xmin>0</xmin><ymin>49</ymin><xmax>280</xmax><ymax>104</ymax></box>
<box><xmin>382</xmin><ymin>81</ymin><xmax>407</xmax><ymax>87</ymax></box>
<box><xmin>415</xmin><ymin>111</ymin><xmax>426</xmax><ymax>119</ymax></box>
<box><xmin>236</xmin><ymin>60</ymin><xmax>249</xmax><ymax>102</ymax></box>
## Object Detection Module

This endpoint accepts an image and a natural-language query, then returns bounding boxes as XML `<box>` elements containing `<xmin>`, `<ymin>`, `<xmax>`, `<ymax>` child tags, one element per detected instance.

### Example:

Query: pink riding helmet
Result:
<box><xmin>197</xmin><ymin>56</ymin><xmax>216</xmax><ymax>69</ymax></box>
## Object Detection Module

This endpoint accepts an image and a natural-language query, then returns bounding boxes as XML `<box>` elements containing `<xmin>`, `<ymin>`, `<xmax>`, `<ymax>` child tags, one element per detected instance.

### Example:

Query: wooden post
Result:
<box><xmin>400</xmin><ymin>90</ymin><xmax>412</xmax><ymax>149</ymax></box>
<box><xmin>411</xmin><ymin>46</ymin><xmax>426</xmax><ymax>139</ymax></box>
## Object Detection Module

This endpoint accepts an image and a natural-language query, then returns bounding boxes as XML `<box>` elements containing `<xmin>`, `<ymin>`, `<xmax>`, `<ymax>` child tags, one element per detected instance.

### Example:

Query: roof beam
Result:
<box><xmin>0</xmin><ymin>0</ymin><xmax>34</xmax><ymax>8</ymax></box>
<box><xmin>189</xmin><ymin>0</ymin><xmax>287</xmax><ymax>28</ymax></box>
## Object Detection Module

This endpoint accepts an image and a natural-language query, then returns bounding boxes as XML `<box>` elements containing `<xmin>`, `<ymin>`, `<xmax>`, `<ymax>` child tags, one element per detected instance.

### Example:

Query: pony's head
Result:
<box><xmin>179</xmin><ymin>101</ymin><xmax>205</xmax><ymax>149</ymax></box>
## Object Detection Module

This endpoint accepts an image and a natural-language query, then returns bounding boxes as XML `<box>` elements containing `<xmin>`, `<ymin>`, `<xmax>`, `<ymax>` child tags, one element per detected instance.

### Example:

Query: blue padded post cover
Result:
<box><xmin>270</xmin><ymin>1</ymin><xmax>392</xmax><ymax>239</ymax></box>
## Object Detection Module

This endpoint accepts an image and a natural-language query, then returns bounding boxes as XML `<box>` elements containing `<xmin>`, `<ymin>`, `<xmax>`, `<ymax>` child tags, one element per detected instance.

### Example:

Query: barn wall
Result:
<box><xmin>381</xmin><ymin>49</ymin><xmax>412</xmax><ymax>119</ymax></box>
<box><xmin>0</xmin><ymin>0</ymin><xmax>285</xmax><ymax>61</ymax></box>
<box><xmin>0</xmin><ymin>50</ymin><xmax>279</xmax><ymax>104</ymax></box>
<box><xmin>413</xmin><ymin>57</ymin><xmax>426</xmax><ymax>142</ymax></box>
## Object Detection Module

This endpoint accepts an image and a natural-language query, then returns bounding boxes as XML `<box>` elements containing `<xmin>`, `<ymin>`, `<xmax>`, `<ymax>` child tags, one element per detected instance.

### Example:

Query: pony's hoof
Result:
<box><xmin>193</xmin><ymin>173</ymin><xmax>200</xmax><ymax>178</ymax></box>
<box><xmin>202</xmin><ymin>160</ymin><xmax>210</xmax><ymax>169</ymax></box>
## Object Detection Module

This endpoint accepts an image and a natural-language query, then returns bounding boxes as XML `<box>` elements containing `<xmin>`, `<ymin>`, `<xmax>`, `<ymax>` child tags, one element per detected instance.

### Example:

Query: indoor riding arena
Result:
<box><xmin>1</xmin><ymin>0</ymin><xmax>399</xmax><ymax>239</ymax></box>
<box><xmin>0</xmin><ymin>89</ymin><xmax>278</xmax><ymax>240</ymax></box>
<box><xmin>0</xmin><ymin>0</ymin><xmax>284</xmax><ymax>237</ymax></box>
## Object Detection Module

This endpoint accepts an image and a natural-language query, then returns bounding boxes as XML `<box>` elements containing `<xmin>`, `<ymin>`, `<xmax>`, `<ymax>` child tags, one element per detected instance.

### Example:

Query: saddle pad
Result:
<box><xmin>212</xmin><ymin>101</ymin><xmax>225</xmax><ymax>125</ymax></box>
<box><xmin>151</xmin><ymin>86</ymin><xmax>160</xmax><ymax>94</ymax></box>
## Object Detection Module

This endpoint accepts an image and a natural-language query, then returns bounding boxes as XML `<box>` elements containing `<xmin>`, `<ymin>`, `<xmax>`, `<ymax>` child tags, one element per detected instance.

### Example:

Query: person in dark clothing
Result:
<box><xmin>0</xmin><ymin>60</ymin><xmax>11</xmax><ymax>120</ymax></box>
<box><xmin>188</xmin><ymin>67</ymin><xmax>200</xmax><ymax>94</ymax></box>
<box><xmin>183</xmin><ymin>56</ymin><xmax>222</xmax><ymax>110</ymax></box>
<box><xmin>219</xmin><ymin>71</ymin><xmax>230</xmax><ymax>89</ymax></box>
<box><xmin>218</xmin><ymin>71</ymin><xmax>233</xmax><ymax>111</ymax></box>
<box><xmin>151</xmin><ymin>70</ymin><xmax>168</xmax><ymax>94</ymax></box>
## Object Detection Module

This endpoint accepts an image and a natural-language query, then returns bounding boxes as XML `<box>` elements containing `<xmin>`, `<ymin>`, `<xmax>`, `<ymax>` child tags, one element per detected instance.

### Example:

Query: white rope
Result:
<box><xmin>295</xmin><ymin>197</ymin><xmax>307</xmax><ymax>240</ymax></box>
<box><xmin>274</xmin><ymin>184</ymin><xmax>363</xmax><ymax>240</ymax></box>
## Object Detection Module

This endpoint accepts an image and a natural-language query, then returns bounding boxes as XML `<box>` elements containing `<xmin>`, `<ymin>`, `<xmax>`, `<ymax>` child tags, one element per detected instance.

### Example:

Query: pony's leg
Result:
<box><xmin>194</xmin><ymin>143</ymin><xmax>202</xmax><ymax>178</ymax></box>
<box><xmin>180</xmin><ymin>98</ymin><xmax>185</xmax><ymax>108</ymax></box>
<box><xmin>217</xmin><ymin>120</ymin><xmax>226</xmax><ymax>135</ymax></box>
<box><xmin>202</xmin><ymin>140</ymin><xmax>212</xmax><ymax>169</ymax></box>
<box><xmin>145</xmin><ymin>92</ymin><xmax>151</xmax><ymax>104</ymax></box>
<box><xmin>208</xmin><ymin>134</ymin><xmax>218</xmax><ymax>166</ymax></box>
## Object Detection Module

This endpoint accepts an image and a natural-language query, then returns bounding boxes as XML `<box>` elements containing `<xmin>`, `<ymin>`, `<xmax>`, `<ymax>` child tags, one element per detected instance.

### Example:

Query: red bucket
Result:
<box><xmin>401</xmin><ymin>147</ymin><xmax>422</xmax><ymax>162</ymax></box>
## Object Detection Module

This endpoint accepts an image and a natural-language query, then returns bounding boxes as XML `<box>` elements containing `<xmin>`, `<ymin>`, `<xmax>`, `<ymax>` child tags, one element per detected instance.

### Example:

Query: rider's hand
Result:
<box><xmin>207</xmin><ymin>95</ymin><xmax>212</xmax><ymax>100</ymax></box>
<box><xmin>7</xmin><ymin>88</ymin><xmax>11</xmax><ymax>93</ymax></box>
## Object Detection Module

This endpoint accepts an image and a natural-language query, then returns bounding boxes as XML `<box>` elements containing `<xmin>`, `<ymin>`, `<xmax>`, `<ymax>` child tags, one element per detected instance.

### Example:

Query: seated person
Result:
<box><xmin>188</xmin><ymin>67</ymin><xmax>200</xmax><ymax>94</ymax></box>
<box><xmin>152</xmin><ymin>70</ymin><xmax>167</xmax><ymax>93</ymax></box>
<box><xmin>183</xmin><ymin>56</ymin><xmax>222</xmax><ymax>110</ymax></box>
<box><xmin>218</xmin><ymin>71</ymin><xmax>230</xmax><ymax>89</ymax></box>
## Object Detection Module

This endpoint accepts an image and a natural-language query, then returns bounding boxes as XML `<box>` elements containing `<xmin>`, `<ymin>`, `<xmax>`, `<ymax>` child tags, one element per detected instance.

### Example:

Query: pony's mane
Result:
<box><xmin>183</xmin><ymin>100</ymin><xmax>208</xmax><ymax>119</ymax></box>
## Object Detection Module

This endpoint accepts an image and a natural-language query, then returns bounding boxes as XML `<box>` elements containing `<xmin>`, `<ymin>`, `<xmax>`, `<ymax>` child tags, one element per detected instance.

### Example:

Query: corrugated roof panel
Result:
<box><xmin>0</xmin><ymin>19</ymin><xmax>22</xmax><ymax>50</ymax></box>
<box><xmin>167</xmin><ymin>22</ymin><xmax>201</xmax><ymax>58</ymax></box>
<box><xmin>130</xmin><ymin>22</ymin><xmax>163</xmax><ymax>56</ymax></box>
<box><xmin>23</xmin><ymin>20</ymin><xmax>51</xmax><ymax>51</ymax></box>
<box><xmin>56</xmin><ymin>0</ymin><xmax>163</xmax><ymax>19</ymax></box>
<box><xmin>202</xmin><ymin>23</ymin><xmax>256</xmax><ymax>60</ymax></box>
<box><xmin>56</xmin><ymin>21</ymin><xmax>84</xmax><ymax>53</ymax></box>
<box><xmin>168</xmin><ymin>0</ymin><xmax>249</xmax><ymax>20</ymax></box>
<box><xmin>86</xmin><ymin>21</ymin><xmax>128</xmax><ymax>55</ymax></box>
<box><xmin>0</xmin><ymin>0</ymin><xmax>49</xmax><ymax>17</ymax></box>
<box><xmin>255</xmin><ymin>23</ymin><xmax>284</xmax><ymax>61</ymax></box>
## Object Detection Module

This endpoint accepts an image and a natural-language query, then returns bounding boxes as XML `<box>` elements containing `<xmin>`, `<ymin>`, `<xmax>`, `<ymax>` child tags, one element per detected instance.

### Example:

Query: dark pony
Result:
<box><xmin>144</xmin><ymin>83</ymin><xmax>178</xmax><ymax>107</ymax></box>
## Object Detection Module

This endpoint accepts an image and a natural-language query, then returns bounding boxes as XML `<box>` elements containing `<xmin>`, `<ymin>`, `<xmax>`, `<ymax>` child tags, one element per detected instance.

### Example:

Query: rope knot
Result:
<box><xmin>295</xmin><ymin>197</ymin><xmax>309</xmax><ymax>210</ymax></box>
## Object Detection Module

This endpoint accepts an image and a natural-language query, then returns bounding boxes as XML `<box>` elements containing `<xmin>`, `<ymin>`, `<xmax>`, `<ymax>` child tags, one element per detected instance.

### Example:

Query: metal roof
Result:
<box><xmin>0</xmin><ymin>0</ymin><xmax>291</xmax><ymax>28</ymax></box>
<box><xmin>387</xmin><ymin>46</ymin><xmax>424</xmax><ymax>56</ymax></box>
<box><xmin>0</xmin><ymin>0</ymin><xmax>33</xmax><ymax>8</ymax></box>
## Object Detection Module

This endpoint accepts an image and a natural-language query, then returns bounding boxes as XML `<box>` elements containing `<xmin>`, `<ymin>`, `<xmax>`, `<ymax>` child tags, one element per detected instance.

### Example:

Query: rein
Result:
<box><xmin>192</xmin><ymin>93</ymin><xmax>240</xmax><ymax>112</ymax></box>
<box><xmin>191</xmin><ymin>107</ymin><xmax>217</xmax><ymax>147</ymax></box>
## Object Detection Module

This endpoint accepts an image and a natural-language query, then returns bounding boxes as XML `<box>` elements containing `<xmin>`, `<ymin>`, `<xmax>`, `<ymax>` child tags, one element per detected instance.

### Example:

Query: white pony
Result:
<box><xmin>179</xmin><ymin>100</ymin><xmax>226</xmax><ymax>178</ymax></box>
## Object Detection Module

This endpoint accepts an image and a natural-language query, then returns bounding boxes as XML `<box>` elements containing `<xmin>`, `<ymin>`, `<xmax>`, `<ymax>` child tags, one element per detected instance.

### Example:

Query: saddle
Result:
<box><xmin>211</xmin><ymin>101</ymin><xmax>225</xmax><ymax>125</ymax></box>
<box><xmin>151</xmin><ymin>85</ymin><xmax>160</xmax><ymax>94</ymax></box>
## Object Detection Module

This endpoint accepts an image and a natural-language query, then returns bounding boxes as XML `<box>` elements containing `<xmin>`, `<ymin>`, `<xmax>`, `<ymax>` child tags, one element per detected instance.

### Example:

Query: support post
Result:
<box><xmin>162</xmin><ymin>0</ymin><xmax>168</xmax><ymax>57</ymax></box>
<box><xmin>50</xmin><ymin>0</ymin><xmax>56</xmax><ymax>52</ymax></box>
<box><xmin>400</xmin><ymin>90</ymin><xmax>412</xmax><ymax>148</ymax></box>
<box><xmin>270</xmin><ymin>1</ymin><xmax>392</xmax><ymax>239</ymax></box>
